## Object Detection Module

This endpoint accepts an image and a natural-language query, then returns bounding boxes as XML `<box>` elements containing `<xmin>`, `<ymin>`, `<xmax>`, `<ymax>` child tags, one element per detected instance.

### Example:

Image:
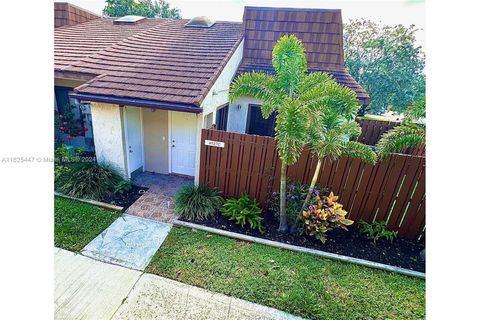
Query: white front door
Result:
<box><xmin>124</xmin><ymin>106</ymin><xmax>144</xmax><ymax>176</ymax></box>
<box><xmin>171</xmin><ymin>112</ymin><xmax>196</xmax><ymax>176</ymax></box>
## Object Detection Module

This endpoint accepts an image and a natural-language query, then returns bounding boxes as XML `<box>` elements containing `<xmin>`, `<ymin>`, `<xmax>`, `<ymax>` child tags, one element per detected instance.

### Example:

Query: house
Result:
<box><xmin>54</xmin><ymin>4</ymin><xmax>368</xmax><ymax>183</ymax></box>
<box><xmin>54</xmin><ymin>2</ymin><xmax>101</xmax><ymax>151</ymax></box>
<box><xmin>55</xmin><ymin>11</ymin><xmax>244</xmax><ymax>182</ymax></box>
<box><xmin>223</xmin><ymin>7</ymin><xmax>369</xmax><ymax>136</ymax></box>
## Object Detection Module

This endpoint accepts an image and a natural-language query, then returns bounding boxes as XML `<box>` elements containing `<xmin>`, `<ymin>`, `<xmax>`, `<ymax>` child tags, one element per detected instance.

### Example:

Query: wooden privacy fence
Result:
<box><xmin>199</xmin><ymin>129</ymin><xmax>425</xmax><ymax>241</ymax></box>
<box><xmin>356</xmin><ymin>119</ymin><xmax>399</xmax><ymax>146</ymax></box>
<box><xmin>355</xmin><ymin>119</ymin><xmax>425</xmax><ymax>156</ymax></box>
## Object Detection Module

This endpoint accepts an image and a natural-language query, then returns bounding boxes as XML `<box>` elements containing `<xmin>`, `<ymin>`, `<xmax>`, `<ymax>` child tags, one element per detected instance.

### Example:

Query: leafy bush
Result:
<box><xmin>174</xmin><ymin>184</ymin><xmax>224</xmax><ymax>220</ymax></box>
<box><xmin>56</xmin><ymin>162</ymin><xmax>123</xmax><ymax>200</ymax></box>
<box><xmin>114</xmin><ymin>180</ymin><xmax>133</xmax><ymax>194</ymax></box>
<box><xmin>54</xmin><ymin>144</ymin><xmax>85</xmax><ymax>183</ymax></box>
<box><xmin>302</xmin><ymin>192</ymin><xmax>354</xmax><ymax>243</ymax></box>
<box><xmin>221</xmin><ymin>193</ymin><xmax>264</xmax><ymax>232</ymax></box>
<box><xmin>268</xmin><ymin>182</ymin><xmax>327</xmax><ymax>227</ymax></box>
<box><xmin>359</xmin><ymin>220</ymin><xmax>398</xmax><ymax>243</ymax></box>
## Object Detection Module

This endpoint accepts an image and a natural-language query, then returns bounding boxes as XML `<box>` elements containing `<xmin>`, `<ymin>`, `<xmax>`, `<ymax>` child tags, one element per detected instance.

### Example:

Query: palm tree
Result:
<box><xmin>299</xmin><ymin>80</ymin><xmax>378</xmax><ymax>212</ymax></box>
<box><xmin>376</xmin><ymin>97</ymin><xmax>426</xmax><ymax>159</ymax></box>
<box><xmin>230</xmin><ymin>35</ymin><xmax>335</xmax><ymax>233</ymax></box>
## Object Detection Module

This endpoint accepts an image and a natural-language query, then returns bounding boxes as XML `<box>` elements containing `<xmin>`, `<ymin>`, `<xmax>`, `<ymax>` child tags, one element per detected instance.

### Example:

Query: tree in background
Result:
<box><xmin>103</xmin><ymin>0</ymin><xmax>180</xmax><ymax>19</ymax></box>
<box><xmin>344</xmin><ymin>19</ymin><xmax>425</xmax><ymax>115</ymax></box>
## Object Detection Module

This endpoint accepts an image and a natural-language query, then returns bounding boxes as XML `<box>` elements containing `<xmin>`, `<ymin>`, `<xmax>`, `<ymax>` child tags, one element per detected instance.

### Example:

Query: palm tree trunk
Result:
<box><xmin>300</xmin><ymin>158</ymin><xmax>322</xmax><ymax>217</ymax></box>
<box><xmin>278</xmin><ymin>161</ymin><xmax>288</xmax><ymax>233</ymax></box>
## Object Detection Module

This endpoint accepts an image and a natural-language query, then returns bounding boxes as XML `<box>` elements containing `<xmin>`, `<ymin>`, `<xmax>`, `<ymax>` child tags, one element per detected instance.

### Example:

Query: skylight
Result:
<box><xmin>113</xmin><ymin>15</ymin><xmax>146</xmax><ymax>24</ymax></box>
<box><xmin>185</xmin><ymin>16</ymin><xmax>215</xmax><ymax>28</ymax></box>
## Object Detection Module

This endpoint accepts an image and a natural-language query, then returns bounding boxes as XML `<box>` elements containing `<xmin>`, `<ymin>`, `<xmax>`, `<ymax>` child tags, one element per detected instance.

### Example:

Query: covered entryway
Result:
<box><xmin>170</xmin><ymin>112</ymin><xmax>197</xmax><ymax>176</ymax></box>
<box><xmin>124</xmin><ymin>106</ymin><xmax>144</xmax><ymax>177</ymax></box>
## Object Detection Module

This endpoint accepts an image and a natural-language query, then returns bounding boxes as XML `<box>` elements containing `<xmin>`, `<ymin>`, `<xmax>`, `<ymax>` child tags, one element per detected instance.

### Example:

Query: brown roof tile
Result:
<box><xmin>57</xmin><ymin>19</ymin><xmax>243</xmax><ymax>107</ymax></box>
<box><xmin>239</xmin><ymin>7</ymin><xmax>370</xmax><ymax>105</ymax></box>
<box><xmin>54</xmin><ymin>2</ymin><xmax>100</xmax><ymax>28</ymax></box>
<box><xmin>54</xmin><ymin>18</ymin><xmax>161</xmax><ymax>70</ymax></box>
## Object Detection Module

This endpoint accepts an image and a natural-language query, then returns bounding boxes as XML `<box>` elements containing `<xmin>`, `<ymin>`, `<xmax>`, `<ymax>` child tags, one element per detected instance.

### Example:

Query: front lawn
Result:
<box><xmin>146</xmin><ymin>226</ymin><xmax>425</xmax><ymax>320</ymax></box>
<box><xmin>54</xmin><ymin>196</ymin><xmax>121</xmax><ymax>251</ymax></box>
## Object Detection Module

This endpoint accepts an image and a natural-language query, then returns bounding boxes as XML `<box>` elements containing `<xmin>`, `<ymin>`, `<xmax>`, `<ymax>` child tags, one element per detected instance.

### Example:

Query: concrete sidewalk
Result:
<box><xmin>55</xmin><ymin>248</ymin><xmax>304</xmax><ymax>320</ymax></box>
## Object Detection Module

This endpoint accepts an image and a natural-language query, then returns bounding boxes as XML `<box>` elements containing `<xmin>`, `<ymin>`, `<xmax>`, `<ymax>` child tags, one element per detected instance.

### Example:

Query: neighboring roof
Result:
<box><xmin>54</xmin><ymin>2</ymin><xmax>100</xmax><ymax>28</ymax></box>
<box><xmin>55</xmin><ymin>18</ymin><xmax>160</xmax><ymax>71</ymax></box>
<box><xmin>55</xmin><ymin>18</ymin><xmax>243</xmax><ymax>110</ymax></box>
<box><xmin>238</xmin><ymin>6</ymin><xmax>370</xmax><ymax>105</ymax></box>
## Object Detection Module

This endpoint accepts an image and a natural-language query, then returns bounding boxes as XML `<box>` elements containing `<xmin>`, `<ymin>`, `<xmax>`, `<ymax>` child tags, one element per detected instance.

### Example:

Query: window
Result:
<box><xmin>54</xmin><ymin>85</ymin><xmax>86</xmax><ymax>132</ymax></box>
<box><xmin>54</xmin><ymin>86</ymin><xmax>71</xmax><ymax>113</ymax></box>
<box><xmin>246</xmin><ymin>104</ymin><xmax>276</xmax><ymax>137</ymax></box>
<box><xmin>216</xmin><ymin>105</ymin><xmax>229</xmax><ymax>131</ymax></box>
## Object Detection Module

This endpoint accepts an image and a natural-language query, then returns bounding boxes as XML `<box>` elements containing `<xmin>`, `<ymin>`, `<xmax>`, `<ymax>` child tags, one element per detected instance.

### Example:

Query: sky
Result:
<box><xmin>67</xmin><ymin>0</ymin><xmax>425</xmax><ymax>48</ymax></box>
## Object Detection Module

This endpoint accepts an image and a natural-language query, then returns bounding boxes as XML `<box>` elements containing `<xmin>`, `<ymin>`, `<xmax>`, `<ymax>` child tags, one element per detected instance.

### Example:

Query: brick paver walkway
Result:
<box><xmin>126</xmin><ymin>172</ymin><xmax>193</xmax><ymax>223</ymax></box>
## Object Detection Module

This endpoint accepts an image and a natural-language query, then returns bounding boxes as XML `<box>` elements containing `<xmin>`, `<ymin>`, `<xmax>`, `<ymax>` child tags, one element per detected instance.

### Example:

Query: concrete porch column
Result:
<box><xmin>90</xmin><ymin>102</ymin><xmax>128</xmax><ymax>178</ymax></box>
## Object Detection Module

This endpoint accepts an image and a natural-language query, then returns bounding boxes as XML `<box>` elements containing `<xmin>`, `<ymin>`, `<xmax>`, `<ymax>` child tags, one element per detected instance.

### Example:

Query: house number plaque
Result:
<box><xmin>205</xmin><ymin>140</ymin><xmax>225</xmax><ymax>148</ymax></box>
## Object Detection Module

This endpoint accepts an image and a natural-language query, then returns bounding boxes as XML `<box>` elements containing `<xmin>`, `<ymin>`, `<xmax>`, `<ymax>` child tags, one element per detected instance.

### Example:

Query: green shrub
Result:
<box><xmin>221</xmin><ymin>193</ymin><xmax>264</xmax><ymax>232</ymax></box>
<box><xmin>268</xmin><ymin>182</ymin><xmax>327</xmax><ymax>227</ymax></box>
<box><xmin>114</xmin><ymin>179</ymin><xmax>133</xmax><ymax>194</ymax></box>
<box><xmin>358</xmin><ymin>220</ymin><xmax>398</xmax><ymax>243</ymax></box>
<box><xmin>54</xmin><ymin>144</ymin><xmax>84</xmax><ymax>184</ymax></box>
<box><xmin>56</xmin><ymin>162</ymin><xmax>123</xmax><ymax>200</ymax></box>
<box><xmin>174</xmin><ymin>184</ymin><xmax>224</xmax><ymax>220</ymax></box>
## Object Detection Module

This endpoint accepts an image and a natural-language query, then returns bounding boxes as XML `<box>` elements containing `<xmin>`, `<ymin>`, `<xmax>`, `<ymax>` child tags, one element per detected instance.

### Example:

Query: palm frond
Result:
<box><xmin>272</xmin><ymin>35</ymin><xmax>308</xmax><ymax>94</ymax></box>
<box><xmin>341</xmin><ymin>141</ymin><xmax>377</xmax><ymax>164</ymax></box>
<box><xmin>376</xmin><ymin>124</ymin><xmax>426</xmax><ymax>159</ymax></box>
<box><xmin>311</xmin><ymin>130</ymin><xmax>343</xmax><ymax>160</ymax></box>
<box><xmin>300</xmin><ymin>81</ymin><xmax>359</xmax><ymax>118</ymax></box>
<box><xmin>298</xmin><ymin>72</ymin><xmax>333</xmax><ymax>93</ymax></box>
<box><xmin>334</xmin><ymin>120</ymin><xmax>362</xmax><ymax>138</ymax></box>
<box><xmin>275</xmin><ymin>100</ymin><xmax>308</xmax><ymax>165</ymax></box>
<box><xmin>405</xmin><ymin>96</ymin><xmax>426</xmax><ymax>122</ymax></box>
<box><xmin>229</xmin><ymin>72</ymin><xmax>281</xmax><ymax>118</ymax></box>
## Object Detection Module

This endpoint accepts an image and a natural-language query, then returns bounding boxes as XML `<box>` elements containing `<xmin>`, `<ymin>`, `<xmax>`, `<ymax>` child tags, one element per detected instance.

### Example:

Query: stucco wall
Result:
<box><xmin>143</xmin><ymin>109</ymin><xmax>169</xmax><ymax>174</ymax></box>
<box><xmin>200</xmin><ymin>40</ymin><xmax>244</xmax><ymax>122</ymax></box>
<box><xmin>226</xmin><ymin>97</ymin><xmax>261</xmax><ymax>133</ymax></box>
<box><xmin>193</xmin><ymin>39</ymin><xmax>244</xmax><ymax>183</ymax></box>
<box><xmin>90</xmin><ymin>102</ymin><xmax>128</xmax><ymax>178</ymax></box>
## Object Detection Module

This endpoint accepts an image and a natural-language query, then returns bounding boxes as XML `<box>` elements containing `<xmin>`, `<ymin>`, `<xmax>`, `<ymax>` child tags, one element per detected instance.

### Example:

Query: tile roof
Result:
<box><xmin>55</xmin><ymin>18</ymin><xmax>243</xmax><ymax>108</ymax></box>
<box><xmin>55</xmin><ymin>18</ymin><xmax>160</xmax><ymax>70</ymax></box>
<box><xmin>54</xmin><ymin>2</ymin><xmax>100</xmax><ymax>28</ymax></box>
<box><xmin>238</xmin><ymin>7</ymin><xmax>370</xmax><ymax>105</ymax></box>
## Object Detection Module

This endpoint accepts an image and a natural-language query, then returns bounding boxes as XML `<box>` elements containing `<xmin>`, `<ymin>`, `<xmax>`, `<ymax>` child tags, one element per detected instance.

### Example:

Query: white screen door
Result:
<box><xmin>124</xmin><ymin>106</ymin><xmax>143</xmax><ymax>176</ymax></box>
<box><xmin>171</xmin><ymin>112</ymin><xmax>196</xmax><ymax>176</ymax></box>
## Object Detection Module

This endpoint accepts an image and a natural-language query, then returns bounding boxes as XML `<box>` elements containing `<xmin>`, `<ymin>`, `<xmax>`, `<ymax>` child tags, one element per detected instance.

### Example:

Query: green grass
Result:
<box><xmin>54</xmin><ymin>196</ymin><xmax>121</xmax><ymax>251</ymax></box>
<box><xmin>146</xmin><ymin>226</ymin><xmax>425</xmax><ymax>320</ymax></box>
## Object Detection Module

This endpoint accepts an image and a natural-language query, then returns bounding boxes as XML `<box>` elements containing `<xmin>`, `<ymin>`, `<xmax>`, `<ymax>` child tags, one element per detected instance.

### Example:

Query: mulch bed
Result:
<box><xmin>101</xmin><ymin>185</ymin><xmax>148</xmax><ymax>209</ymax></box>
<box><xmin>179</xmin><ymin>211</ymin><xmax>425</xmax><ymax>273</ymax></box>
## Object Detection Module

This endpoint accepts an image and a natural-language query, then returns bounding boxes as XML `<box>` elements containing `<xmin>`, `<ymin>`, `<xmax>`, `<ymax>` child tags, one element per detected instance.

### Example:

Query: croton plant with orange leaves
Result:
<box><xmin>302</xmin><ymin>192</ymin><xmax>354</xmax><ymax>243</ymax></box>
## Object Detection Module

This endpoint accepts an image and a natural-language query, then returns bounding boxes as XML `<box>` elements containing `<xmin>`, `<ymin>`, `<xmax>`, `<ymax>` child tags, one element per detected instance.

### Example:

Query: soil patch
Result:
<box><xmin>179</xmin><ymin>211</ymin><xmax>425</xmax><ymax>272</ymax></box>
<box><xmin>101</xmin><ymin>185</ymin><xmax>148</xmax><ymax>209</ymax></box>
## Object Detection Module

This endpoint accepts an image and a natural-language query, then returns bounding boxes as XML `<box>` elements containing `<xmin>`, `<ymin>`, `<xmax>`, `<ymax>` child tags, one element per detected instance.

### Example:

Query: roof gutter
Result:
<box><xmin>68</xmin><ymin>93</ymin><xmax>203</xmax><ymax>114</ymax></box>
